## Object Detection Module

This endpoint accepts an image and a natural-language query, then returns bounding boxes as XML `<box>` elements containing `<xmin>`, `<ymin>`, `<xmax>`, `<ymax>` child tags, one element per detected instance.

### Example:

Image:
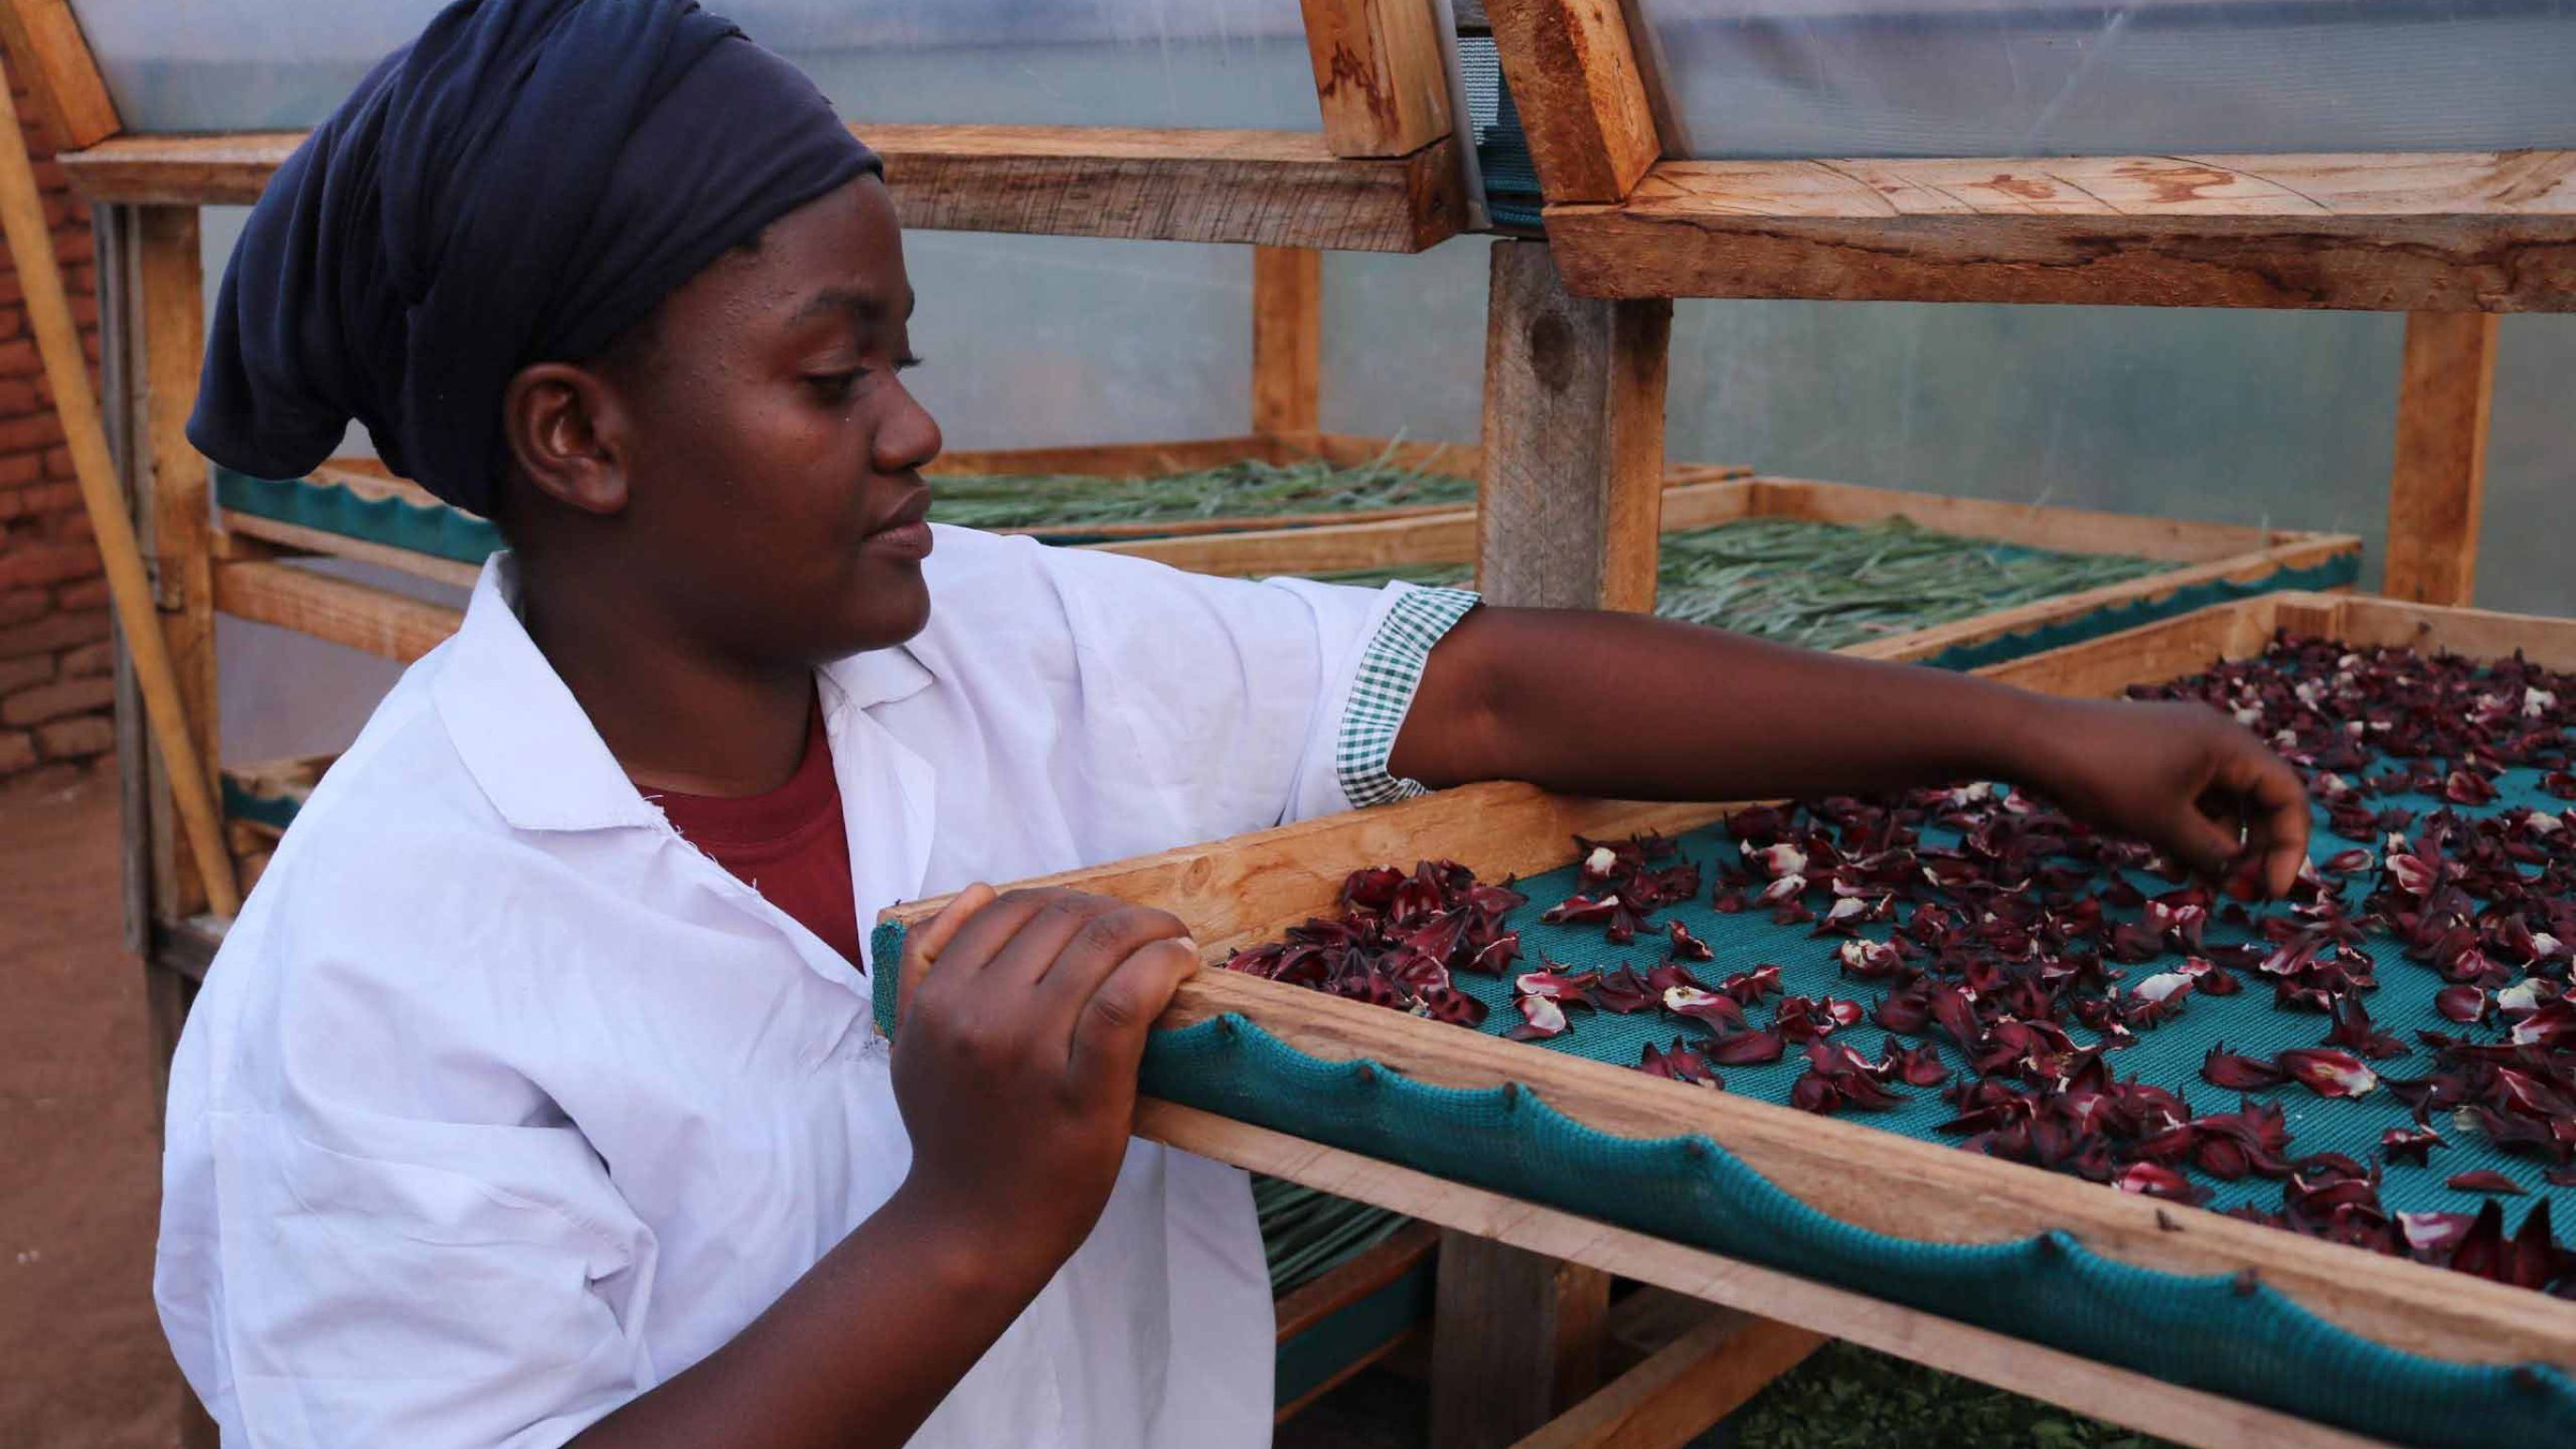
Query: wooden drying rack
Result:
<box><xmin>14</xmin><ymin>0</ymin><xmax>2571</xmax><ymax>1442</ymax></box>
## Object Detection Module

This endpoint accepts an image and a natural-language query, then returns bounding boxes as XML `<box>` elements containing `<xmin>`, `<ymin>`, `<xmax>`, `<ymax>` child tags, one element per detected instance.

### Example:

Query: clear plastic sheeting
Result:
<box><xmin>70</xmin><ymin>0</ymin><xmax>1320</xmax><ymax>133</ymax></box>
<box><xmin>1632</xmin><ymin>1</ymin><xmax>2576</xmax><ymax>158</ymax></box>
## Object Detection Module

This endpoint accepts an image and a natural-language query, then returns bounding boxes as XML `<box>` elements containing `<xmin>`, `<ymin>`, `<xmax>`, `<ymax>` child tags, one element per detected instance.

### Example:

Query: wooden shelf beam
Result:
<box><xmin>212</xmin><ymin>561</ymin><xmax>461</xmax><ymax>665</ymax></box>
<box><xmin>1544</xmin><ymin>152</ymin><xmax>2576</xmax><ymax>311</ymax></box>
<box><xmin>1141</xmin><ymin>1100</ymin><xmax>2405</xmax><ymax>1449</ymax></box>
<box><xmin>1508</xmin><ymin>1308</ymin><xmax>1823</xmax><ymax>1449</ymax></box>
<box><xmin>59</xmin><ymin>123</ymin><xmax>1468</xmax><ymax>253</ymax></box>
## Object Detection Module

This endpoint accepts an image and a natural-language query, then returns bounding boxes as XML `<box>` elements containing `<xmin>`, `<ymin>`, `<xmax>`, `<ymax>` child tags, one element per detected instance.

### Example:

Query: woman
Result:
<box><xmin>156</xmin><ymin>3</ymin><xmax>2308</xmax><ymax>1445</ymax></box>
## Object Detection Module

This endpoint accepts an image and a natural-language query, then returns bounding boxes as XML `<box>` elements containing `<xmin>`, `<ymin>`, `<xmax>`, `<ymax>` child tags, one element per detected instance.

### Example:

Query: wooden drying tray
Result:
<box><xmin>1100</xmin><ymin>472</ymin><xmax>2360</xmax><ymax>664</ymax></box>
<box><xmin>204</xmin><ymin>437</ymin><xmax>1750</xmax><ymax>659</ymax></box>
<box><xmin>58</xmin><ymin>123</ymin><xmax>1469</xmax><ymax>253</ymax></box>
<box><xmin>1540</xmin><ymin>152</ymin><xmax>2576</xmax><ymax>311</ymax></box>
<box><xmin>873</xmin><ymin>591</ymin><xmax>2576</xmax><ymax>1449</ymax></box>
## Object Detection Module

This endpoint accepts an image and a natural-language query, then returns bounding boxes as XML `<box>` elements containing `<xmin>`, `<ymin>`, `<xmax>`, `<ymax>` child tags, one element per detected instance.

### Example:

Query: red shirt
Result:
<box><xmin>648</xmin><ymin>708</ymin><xmax>862</xmax><ymax>969</ymax></box>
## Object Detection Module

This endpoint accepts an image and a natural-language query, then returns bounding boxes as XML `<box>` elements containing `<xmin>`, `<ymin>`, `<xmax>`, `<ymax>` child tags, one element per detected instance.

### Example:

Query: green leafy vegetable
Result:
<box><xmin>1312</xmin><ymin>516</ymin><xmax>2174</xmax><ymax>652</ymax></box>
<box><xmin>926</xmin><ymin>448</ymin><xmax>1474</xmax><ymax>534</ymax></box>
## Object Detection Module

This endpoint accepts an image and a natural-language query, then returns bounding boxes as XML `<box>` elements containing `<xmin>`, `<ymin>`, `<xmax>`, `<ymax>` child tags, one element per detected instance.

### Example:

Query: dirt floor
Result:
<box><xmin>0</xmin><ymin>763</ymin><xmax>181</xmax><ymax>1447</ymax></box>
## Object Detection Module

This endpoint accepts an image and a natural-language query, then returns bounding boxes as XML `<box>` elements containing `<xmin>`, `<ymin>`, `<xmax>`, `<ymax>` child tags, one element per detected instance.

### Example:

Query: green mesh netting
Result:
<box><xmin>869</xmin><ymin>769</ymin><xmax>2574</xmax><ymax>1449</ymax></box>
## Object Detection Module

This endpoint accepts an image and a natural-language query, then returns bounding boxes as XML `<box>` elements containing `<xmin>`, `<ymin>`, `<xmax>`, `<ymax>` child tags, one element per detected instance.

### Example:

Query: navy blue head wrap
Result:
<box><xmin>190</xmin><ymin>0</ymin><xmax>882</xmax><ymax>514</ymax></box>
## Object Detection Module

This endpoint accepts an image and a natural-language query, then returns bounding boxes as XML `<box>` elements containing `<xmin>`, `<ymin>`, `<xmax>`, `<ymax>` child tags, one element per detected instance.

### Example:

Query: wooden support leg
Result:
<box><xmin>2382</xmin><ymin>311</ymin><xmax>2499</xmax><ymax>608</ymax></box>
<box><xmin>1431</xmin><ymin>237</ymin><xmax>1675</xmax><ymax>1449</ymax></box>
<box><xmin>133</xmin><ymin>204</ymin><xmax>220</xmax><ymax>917</ymax></box>
<box><xmin>1252</xmin><ymin>245</ymin><xmax>1323</xmax><ymax>437</ymax></box>
<box><xmin>1428</xmin><ymin>1232</ymin><xmax>1612</xmax><ymax>1449</ymax></box>
<box><xmin>1509</xmin><ymin>1309</ymin><xmax>1825</xmax><ymax>1449</ymax></box>
<box><xmin>1475</xmin><ymin>239</ymin><xmax>1669</xmax><ymax>611</ymax></box>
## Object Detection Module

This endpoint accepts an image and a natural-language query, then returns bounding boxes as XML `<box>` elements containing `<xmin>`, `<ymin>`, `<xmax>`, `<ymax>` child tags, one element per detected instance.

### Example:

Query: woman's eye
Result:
<box><xmin>804</xmin><ymin>369</ymin><xmax>864</xmax><ymax>400</ymax></box>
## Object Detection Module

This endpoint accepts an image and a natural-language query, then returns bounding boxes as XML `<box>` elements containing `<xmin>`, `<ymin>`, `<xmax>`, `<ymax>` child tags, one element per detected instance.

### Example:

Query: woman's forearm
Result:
<box><xmin>1393</xmin><ymin>605</ymin><xmax>2062</xmax><ymax>802</ymax></box>
<box><xmin>567</xmin><ymin>1181</ymin><xmax>1047</xmax><ymax>1449</ymax></box>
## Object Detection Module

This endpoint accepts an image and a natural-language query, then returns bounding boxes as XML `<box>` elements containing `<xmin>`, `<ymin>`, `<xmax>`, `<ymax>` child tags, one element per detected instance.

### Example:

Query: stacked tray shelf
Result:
<box><xmin>872</xmin><ymin>593</ymin><xmax>2576</xmax><ymax>1449</ymax></box>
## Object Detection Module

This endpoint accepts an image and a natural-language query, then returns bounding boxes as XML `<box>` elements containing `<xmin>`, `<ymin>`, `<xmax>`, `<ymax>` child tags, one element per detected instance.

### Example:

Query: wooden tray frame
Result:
<box><xmin>877</xmin><ymin>591</ymin><xmax>2576</xmax><ymax>1449</ymax></box>
<box><xmin>1099</xmin><ymin>472</ymin><xmax>2361</xmax><ymax>663</ymax></box>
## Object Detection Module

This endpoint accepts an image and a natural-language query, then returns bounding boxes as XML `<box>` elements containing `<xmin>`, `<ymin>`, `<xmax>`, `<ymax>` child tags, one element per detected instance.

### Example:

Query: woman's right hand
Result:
<box><xmin>889</xmin><ymin>886</ymin><xmax>1200</xmax><ymax>1288</ymax></box>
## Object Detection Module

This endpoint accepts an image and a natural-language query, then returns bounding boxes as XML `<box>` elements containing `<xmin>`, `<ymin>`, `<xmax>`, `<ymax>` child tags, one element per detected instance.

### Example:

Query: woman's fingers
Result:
<box><xmin>896</xmin><ymin>882</ymin><xmax>997</xmax><ymax>1027</ymax></box>
<box><xmin>1068</xmin><ymin>936</ymin><xmax>1203</xmax><ymax>1097</ymax></box>
<box><xmin>2217</xmin><ymin>740</ymin><xmax>2312</xmax><ymax>898</ymax></box>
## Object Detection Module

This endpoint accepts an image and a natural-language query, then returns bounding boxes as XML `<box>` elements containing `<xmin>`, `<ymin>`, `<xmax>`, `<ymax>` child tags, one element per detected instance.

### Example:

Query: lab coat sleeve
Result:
<box><xmin>1009</xmin><ymin>535</ymin><xmax>1480</xmax><ymax>827</ymax></box>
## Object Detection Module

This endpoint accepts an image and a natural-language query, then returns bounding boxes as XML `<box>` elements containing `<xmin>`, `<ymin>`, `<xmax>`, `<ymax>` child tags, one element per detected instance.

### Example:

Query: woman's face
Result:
<box><xmin>593</xmin><ymin>175</ymin><xmax>943</xmax><ymax>664</ymax></box>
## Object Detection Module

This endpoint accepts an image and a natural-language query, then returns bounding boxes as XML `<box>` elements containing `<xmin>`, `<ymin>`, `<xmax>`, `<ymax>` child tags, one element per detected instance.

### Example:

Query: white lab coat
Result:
<box><xmin>155</xmin><ymin>525</ymin><xmax>1475</xmax><ymax>1448</ymax></box>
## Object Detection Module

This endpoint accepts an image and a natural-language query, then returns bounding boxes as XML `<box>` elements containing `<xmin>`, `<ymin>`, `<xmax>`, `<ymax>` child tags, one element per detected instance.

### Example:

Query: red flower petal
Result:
<box><xmin>2275</xmin><ymin>1048</ymin><xmax>2378</xmax><ymax>1099</ymax></box>
<box><xmin>2446</xmin><ymin>1170</ymin><xmax>2526</xmax><ymax>1196</ymax></box>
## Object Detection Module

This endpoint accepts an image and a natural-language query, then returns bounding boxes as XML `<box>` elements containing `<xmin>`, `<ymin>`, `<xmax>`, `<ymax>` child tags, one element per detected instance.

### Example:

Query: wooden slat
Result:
<box><xmin>1142</xmin><ymin>1102</ymin><xmax>2406</xmax><ymax>1449</ymax></box>
<box><xmin>884</xmin><ymin>778</ymin><xmax>1714</xmax><ymax>956</ymax></box>
<box><xmin>2382</xmin><ymin>312</ymin><xmax>2501</xmax><ymax>606</ymax></box>
<box><xmin>1485</xmin><ymin>0</ymin><xmax>1661</xmax><ymax>204</ymax></box>
<box><xmin>1274</xmin><ymin>1217</ymin><xmax>1441</xmax><ymax>1423</ymax></box>
<box><xmin>1743</xmin><ymin>475</ymin><xmax>2300</xmax><ymax>565</ymax></box>
<box><xmin>1846</xmin><ymin>532</ymin><xmax>2360</xmax><ymax>667</ymax></box>
<box><xmin>1146</xmin><ymin>967</ymin><xmax>2573</xmax><ymax>1369</ymax></box>
<box><xmin>1252</xmin><ymin>246</ymin><xmax>1323</xmax><ymax>435</ymax></box>
<box><xmin>1431</xmin><ymin>1234</ymin><xmax>1611</xmax><ymax>1449</ymax></box>
<box><xmin>217</xmin><ymin>509</ymin><xmax>484</xmax><ymax>591</ymax></box>
<box><xmin>929</xmin><ymin>434</ymin><xmax>1293</xmax><ymax>479</ymax></box>
<box><xmin>1545</xmin><ymin>153</ymin><xmax>2576</xmax><ymax>311</ymax></box>
<box><xmin>1985</xmin><ymin>590</ymin><xmax>2576</xmax><ymax>692</ymax></box>
<box><xmin>1275</xmin><ymin>1219</ymin><xmax>1442</xmax><ymax>1342</ymax></box>
<box><xmin>139</xmin><ymin>206</ymin><xmax>215</xmax><ymax>919</ymax></box>
<box><xmin>212</xmin><ymin>561</ymin><xmax>461</xmax><ymax>664</ymax></box>
<box><xmin>1509</xmin><ymin>1310</ymin><xmax>1824</xmax><ymax>1449</ymax></box>
<box><xmin>0</xmin><ymin>0</ymin><xmax>116</xmax><ymax>148</ymax></box>
<box><xmin>59</xmin><ymin>124</ymin><xmax>1469</xmax><ymax>253</ymax></box>
<box><xmin>1476</xmin><ymin>239</ymin><xmax>1670</xmax><ymax>611</ymax></box>
<box><xmin>1085</xmin><ymin>473</ymin><xmax>1755</xmax><ymax>577</ymax></box>
<box><xmin>1299</xmin><ymin>0</ymin><xmax>1455</xmax><ymax>158</ymax></box>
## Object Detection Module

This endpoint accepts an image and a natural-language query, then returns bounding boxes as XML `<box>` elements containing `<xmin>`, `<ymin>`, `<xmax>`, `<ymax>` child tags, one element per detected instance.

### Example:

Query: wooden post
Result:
<box><xmin>1429</xmin><ymin>1233</ymin><xmax>1612</xmax><ymax>1449</ymax></box>
<box><xmin>136</xmin><ymin>204</ymin><xmax>221</xmax><ymax>918</ymax></box>
<box><xmin>2382</xmin><ymin>311</ymin><xmax>2500</xmax><ymax>608</ymax></box>
<box><xmin>1251</xmin><ymin>245</ymin><xmax>1322</xmax><ymax>436</ymax></box>
<box><xmin>1297</xmin><ymin>0</ymin><xmax>1455</xmax><ymax>158</ymax></box>
<box><xmin>0</xmin><ymin>0</ymin><xmax>120</xmax><ymax>149</ymax></box>
<box><xmin>1475</xmin><ymin>238</ymin><xmax>1669</xmax><ymax>611</ymax></box>
<box><xmin>1485</xmin><ymin>0</ymin><xmax>1661</xmax><ymax>203</ymax></box>
<box><xmin>1428</xmin><ymin>237</ymin><xmax>1672</xmax><ymax>1449</ymax></box>
<box><xmin>0</xmin><ymin>66</ymin><xmax>236</xmax><ymax>916</ymax></box>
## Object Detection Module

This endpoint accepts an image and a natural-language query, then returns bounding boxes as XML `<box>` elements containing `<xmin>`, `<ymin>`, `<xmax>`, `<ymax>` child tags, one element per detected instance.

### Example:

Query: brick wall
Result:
<box><xmin>0</xmin><ymin>60</ymin><xmax>108</xmax><ymax>783</ymax></box>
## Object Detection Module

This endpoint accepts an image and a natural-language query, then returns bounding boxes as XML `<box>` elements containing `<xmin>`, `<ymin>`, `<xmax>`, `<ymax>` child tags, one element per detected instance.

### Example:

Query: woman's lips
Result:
<box><xmin>865</xmin><ymin>518</ymin><xmax>934</xmax><ymax>561</ymax></box>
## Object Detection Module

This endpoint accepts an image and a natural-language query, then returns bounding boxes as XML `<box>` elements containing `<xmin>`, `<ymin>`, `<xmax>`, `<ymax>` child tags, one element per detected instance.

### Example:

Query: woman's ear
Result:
<box><xmin>502</xmin><ymin>363</ymin><xmax>631</xmax><ymax>516</ymax></box>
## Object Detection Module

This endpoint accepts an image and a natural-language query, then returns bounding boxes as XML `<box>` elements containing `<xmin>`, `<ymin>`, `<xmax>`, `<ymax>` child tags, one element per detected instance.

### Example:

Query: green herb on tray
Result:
<box><xmin>926</xmin><ymin>448</ymin><xmax>1475</xmax><ymax>533</ymax></box>
<box><xmin>1311</xmin><ymin>517</ymin><xmax>2174</xmax><ymax>652</ymax></box>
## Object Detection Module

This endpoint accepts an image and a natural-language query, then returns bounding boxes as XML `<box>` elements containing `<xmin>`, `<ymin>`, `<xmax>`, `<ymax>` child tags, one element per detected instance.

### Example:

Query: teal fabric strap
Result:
<box><xmin>1335</xmin><ymin>585</ymin><xmax>1481</xmax><ymax>808</ymax></box>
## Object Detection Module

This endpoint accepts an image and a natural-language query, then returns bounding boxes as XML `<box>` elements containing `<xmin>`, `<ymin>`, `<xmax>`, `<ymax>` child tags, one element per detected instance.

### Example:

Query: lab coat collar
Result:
<box><xmin>434</xmin><ymin>554</ymin><xmax>936</xmax><ymax>834</ymax></box>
